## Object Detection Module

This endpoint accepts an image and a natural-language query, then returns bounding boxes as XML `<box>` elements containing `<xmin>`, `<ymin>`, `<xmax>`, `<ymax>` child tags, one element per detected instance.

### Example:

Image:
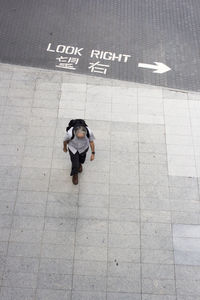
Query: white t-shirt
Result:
<box><xmin>63</xmin><ymin>127</ymin><xmax>95</xmax><ymax>154</ymax></box>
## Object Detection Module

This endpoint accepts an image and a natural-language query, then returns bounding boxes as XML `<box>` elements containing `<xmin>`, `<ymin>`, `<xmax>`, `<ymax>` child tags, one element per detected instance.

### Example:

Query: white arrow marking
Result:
<box><xmin>138</xmin><ymin>62</ymin><xmax>171</xmax><ymax>74</ymax></box>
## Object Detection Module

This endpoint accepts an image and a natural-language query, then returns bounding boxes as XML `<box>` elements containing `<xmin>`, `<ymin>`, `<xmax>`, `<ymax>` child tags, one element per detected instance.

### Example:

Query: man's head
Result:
<box><xmin>75</xmin><ymin>126</ymin><xmax>87</xmax><ymax>139</ymax></box>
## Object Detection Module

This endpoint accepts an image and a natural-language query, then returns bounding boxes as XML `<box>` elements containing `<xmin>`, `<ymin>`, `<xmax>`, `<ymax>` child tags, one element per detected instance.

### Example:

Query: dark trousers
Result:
<box><xmin>69</xmin><ymin>148</ymin><xmax>89</xmax><ymax>176</ymax></box>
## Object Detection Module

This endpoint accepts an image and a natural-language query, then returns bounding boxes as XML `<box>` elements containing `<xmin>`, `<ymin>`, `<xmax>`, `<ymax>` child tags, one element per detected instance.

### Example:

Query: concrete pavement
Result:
<box><xmin>0</xmin><ymin>62</ymin><xmax>200</xmax><ymax>299</ymax></box>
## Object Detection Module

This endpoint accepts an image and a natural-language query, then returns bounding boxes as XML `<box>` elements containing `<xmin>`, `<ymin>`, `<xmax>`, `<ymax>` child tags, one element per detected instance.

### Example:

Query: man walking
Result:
<box><xmin>63</xmin><ymin>119</ymin><xmax>95</xmax><ymax>185</ymax></box>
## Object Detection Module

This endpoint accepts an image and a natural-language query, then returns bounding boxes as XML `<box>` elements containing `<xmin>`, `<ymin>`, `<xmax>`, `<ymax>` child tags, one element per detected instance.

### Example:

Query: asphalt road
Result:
<box><xmin>1</xmin><ymin>0</ymin><xmax>200</xmax><ymax>91</ymax></box>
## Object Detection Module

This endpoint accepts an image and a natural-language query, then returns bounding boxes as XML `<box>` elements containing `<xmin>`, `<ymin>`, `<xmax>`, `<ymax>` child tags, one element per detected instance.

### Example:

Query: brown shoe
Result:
<box><xmin>78</xmin><ymin>164</ymin><xmax>83</xmax><ymax>173</ymax></box>
<box><xmin>72</xmin><ymin>174</ymin><xmax>78</xmax><ymax>185</ymax></box>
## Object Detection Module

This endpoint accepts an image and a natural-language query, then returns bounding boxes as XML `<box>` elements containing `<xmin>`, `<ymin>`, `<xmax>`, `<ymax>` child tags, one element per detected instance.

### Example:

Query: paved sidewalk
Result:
<box><xmin>0</xmin><ymin>62</ymin><xmax>200</xmax><ymax>300</ymax></box>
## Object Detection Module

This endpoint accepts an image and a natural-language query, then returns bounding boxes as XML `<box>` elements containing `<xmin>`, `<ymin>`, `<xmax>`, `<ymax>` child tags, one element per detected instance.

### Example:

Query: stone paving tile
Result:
<box><xmin>72</xmin><ymin>291</ymin><xmax>106</xmax><ymax>300</ymax></box>
<box><xmin>141</xmin><ymin>210</ymin><xmax>171</xmax><ymax>223</ymax></box>
<box><xmin>108</xmin><ymin>248</ymin><xmax>140</xmax><ymax>263</ymax></box>
<box><xmin>140</xmin><ymin>174</ymin><xmax>169</xmax><ymax>186</ymax></box>
<box><xmin>82</xmin><ymin>159</ymin><xmax>110</xmax><ymax>173</ymax></box>
<box><xmin>37</xmin><ymin>272</ymin><xmax>72</xmax><ymax>289</ymax></box>
<box><xmin>142</xmin><ymin>264</ymin><xmax>175</xmax><ymax>280</ymax></box>
<box><xmin>107</xmin><ymin>275</ymin><xmax>141</xmax><ymax>293</ymax></box>
<box><xmin>107</xmin><ymin>293</ymin><xmax>141</xmax><ymax>300</ymax></box>
<box><xmin>33</xmin><ymin>97</ymin><xmax>60</xmax><ymax>109</ymax></box>
<box><xmin>46</xmin><ymin>202</ymin><xmax>77</xmax><ymax>218</ymax></box>
<box><xmin>141</xmin><ymin>235</ymin><xmax>173</xmax><ymax>250</ymax></box>
<box><xmin>170</xmin><ymin>198</ymin><xmax>200</xmax><ymax>213</ymax></box>
<box><xmin>75</xmin><ymin>246</ymin><xmax>107</xmax><ymax>261</ymax></box>
<box><xmin>109</xmin><ymin>195</ymin><xmax>139</xmax><ymax>209</ymax></box>
<box><xmin>0</xmin><ymin>228</ymin><xmax>10</xmax><ymax>242</ymax></box>
<box><xmin>34</xmin><ymin>89</ymin><xmax>60</xmax><ymax>100</ymax></box>
<box><xmin>139</xmin><ymin>163</ymin><xmax>168</xmax><ymax>176</ymax></box>
<box><xmin>10</xmin><ymin>80</ymin><xmax>35</xmax><ymax>90</ymax></box>
<box><xmin>43</xmin><ymin>230</ymin><xmax>75</xmax><ymax>245</ymax></box>
<box><xmin>0</xmin><ymin>200</ymin><xmax>15</xmax><ymax>215</ymax></box>
<box><xmin>0</xmin><ymin>256</ymin><xmax>6</xmax><ymax>275</ymax></box>
<box><xmin>173</xmin><ymin>224</ymin><xmax>200</xmax><ymax>238</ymax></box>
<box><xmin>109</xmin><ymin>221</ymin><xmax>140</xmax><ymax>235</ymax></box>
<box><xmin>78</xmin><ymin>194</ymin><xmax>109</xmax><ymax>208</ymax></box>
<box><xmin>36</xmin><ymin>289</ymin><xmax>71</xmax><ymax>300</ymax></box>
<box><xmin>140</xmin><ymin>185</ymin><xmax>169</xmax><ymax>200</ymax></box>
<box><xmin>111</xmin><ymin>134</ymin><xmax>138</xmax><ymax>151</ymax></box>
<box><xmin>49</xmin><ymin>178</ymin><xmax>79</xmax><ymax>193</ymax></box>
<box><xmin>0</xmin><ymin>242</ymin><xmax>8</xmax><ymax>256</ymax></box>
<box><xmin>12</xmin><ymin>216</ymin><xmax>44</xmax><ymax>230</ymax></box>
<box><xmin>110</xmin><ymin>184</ymin><xmax>139</xmax><ymax>197</ymax></box>
<box><xmin>72</xmin><ymin>274</ymin><xmax>107</xmax><ymax>292</ymax></box>
<box><xmin>110</xmin><ymin>151</ymin><xmax>138</xmax><ymax>163</ymax></box>
<box><xmin>141</xmin><ymin>222</ymin><xmax>172</xmax><ymax>236</ymax></box>
<box><xmin>109</xmin><ymin>208</ymin><xmax>139</xmax><ymax>222</ymax></box>
<box><xmin>2</xmin><ymin>271</ymin><xmax>38</xmax><ymax>288</ymax></box>
<box><xmin>173</xmin><ymin>237</ymin><xmax>200</xmax><ymax>252</ymax></box>
<box><xmin>7</xmin><ymin>242</ymin><xmax>41</xmax><ymax>258</ymax></box>
<box><xmin>77</xmin><ymin>206</ymin><xmax>108</xmax><ymax>220</ymax></box>
<box><xmin>30</xmin><ymin>116</ymin><xmax>57</xmax><ymax>128</ymax></box>
<box><xmin>177</xmin><ymin>296</ymin><xmax>200</xmax><ymax>300</ymax></box>
<box><xmin>76</xmin><ymin>231</ymin><xmax>107</xmax><ymax>248</ymax></box>
<box><xmin>5</xmin><ymin>256</ymin><xmax>39</xmax><ymax>273</ymax></box>
<box><xmin>172</xmin><ymin>211</ymin><xmax>200</xmax><ymax>224</ymax></box>
<box><xmin>142</xmin><ymin>278</ymin><xmax>176</xmax><ymax>295</ymax></box>
<box><xmin>141</xmin><ymin>249</ymin><xmax>174</xmax><ymax>264</ymax></box>
<box><xmin>0</xmin><ymin>88</ymin><xmax>8</xmax><ymax>97</ymax></box>
<box><xmin>39</xmin><ymin>258</ymin><xmax>73</xmax><ymax>274</ymax></box>
<box><xmin>14</xmin><ymin>201</ymin><xmax>46</xmax><ymax>216</ymax></box>
<box><xmin>44</xmin><ymin>217</ymin><xmax>76</xmax><ymax>232</ymax></box>
<box><xmin>0</xmin><ymin>134</ymin><xmax>26</xmax><ymax>145</ymax></box>
<box><xmin>0</xmin><ymin>287</ymin><xmax>36</xmax><ymax>300</ymax></box>
<box><xmin>166</xmin><ymin>134</ymin><xmax>193</xmax><ymax>146</ymax></box>
<box><xmin>176</xmin><ymin>279</ymin><xmax>200</xmax><ymax>296</ymax></box>
<box><xmin>74</xmin><ymin>260</ymin><xmax>107</xmax><ymax>276</ymax></box>
<box><xmin>108</xmin><ymin>261</ymin><xmax>140</xmax><ymax>279</ymax></box>
<box><xmin>17</xmin><ymin>191</ymin><xmax>47</xmax><ymax>204</ymax></box>
<box><xmin>76</xmin><ymin>219</ymin><xmax>107</xmax><ymax>234</ymax></box>
<box><xmin>9</xmin><ymin>229</ymin><xmax>43</xmax><ymax>243</ymax></box>
<box><xmin>0</xmin><ymin>70</ymin><xmax>12</xmax><ymax>80</ymax></box>
<box><xmin>139</xmin><ymin>153</ymin><xmax>167</xmax><ymax>165</ymax></box>
<box><xmin>163</xmin><ymin>89</ymin><xmax>188</xmax><ymax>100</ymax></box>
<box><xmin>8</xmin><ymin>88</ymin><xmax>34</xmax><ymax>99</ymax></box>
<box><xmin>0</xmin><ymin>216</ymin><xmax>12</xmax><ymax>228</ymax></box>
<box><xmin>175</xmin><ymin>265</ymin><xmax>200</xmax><ymax>280</ymax></box>
<box><xmin>0</xmin><ymin>145</ymin><xmax>24</xmax><ymax>156</ymax></box>
<box><xmin>169</xmin><ymin>186</ymin><xmax>199</xmax><ymax>200</ymax></box>
<box><xmin>108</xmin><ymin>234</ymin><xmax>140</xmax><ymax>249</ymax></box>
<box><xmin>27</xmin><ymin>125</ymin><xmax>55</xmax><ymax>137</ymax></box>
<box><xmin>174</xmin><ymin>250</ymin><xmax>200</xmax><ymax>266</ymax></box>
<box><xmin>169</xmin><ymin>175</ymin><xmax>198</xmax><ymax>186</ymax></box>
<box><xmin>142</xmin><ymin>296</ymin><xmax>176</xmax><ymax>300</ymax></box>
<box><xmin>1</xmin><ymin>63</ymin><xmax>200</xmax><ymax>298</ymax></box>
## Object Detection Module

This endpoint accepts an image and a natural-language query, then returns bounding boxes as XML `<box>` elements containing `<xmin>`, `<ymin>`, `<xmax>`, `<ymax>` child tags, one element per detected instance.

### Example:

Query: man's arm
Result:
<box><xmin>63</xmin><ymin>140</ymin><xmax>69</xmax><ymax>152</ymax></box>
<box><xmin>89</xmin><ymin>141</ymin><xmax>95</xmax><ymax>161</ymax></box>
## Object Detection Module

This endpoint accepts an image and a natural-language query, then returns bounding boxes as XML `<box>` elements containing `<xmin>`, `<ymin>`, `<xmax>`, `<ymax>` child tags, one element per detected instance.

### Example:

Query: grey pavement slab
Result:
<box><xmin>0</xmin><ymin>62</ymin><xmax>200</xmax><ymax>298</ymax></box>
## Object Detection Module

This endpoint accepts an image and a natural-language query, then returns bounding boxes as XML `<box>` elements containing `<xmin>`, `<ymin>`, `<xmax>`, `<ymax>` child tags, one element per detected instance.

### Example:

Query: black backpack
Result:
<box><xmin>66</xmin><ymin>119</ymin><xmax>90</xmax><ymax>140</ymax></box>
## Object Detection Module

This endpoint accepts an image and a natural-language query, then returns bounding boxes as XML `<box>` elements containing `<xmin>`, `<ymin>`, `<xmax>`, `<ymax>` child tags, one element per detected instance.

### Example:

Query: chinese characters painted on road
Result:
<box><xmin>46</xmin><ymin>43</ymin><xmax>131</xmax><ymax>74</ymax></box>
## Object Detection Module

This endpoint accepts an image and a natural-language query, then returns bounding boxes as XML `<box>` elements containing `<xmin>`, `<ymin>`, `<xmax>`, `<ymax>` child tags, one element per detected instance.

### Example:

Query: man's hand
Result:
<box><xmin>90</xmin><ymin>154</ymin><xmax>95</xmax><ymax>161</ymax></box>
<box><xmin>63</xmin><ymin>147</ymin><xmax>67</xmax><ymax>152</ymax></box>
